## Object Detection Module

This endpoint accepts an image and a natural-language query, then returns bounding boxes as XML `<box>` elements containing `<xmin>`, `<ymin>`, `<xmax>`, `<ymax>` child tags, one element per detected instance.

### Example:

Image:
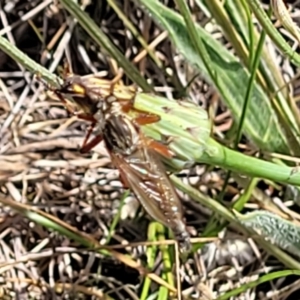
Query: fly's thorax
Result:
<box><xmin>103</xmin><ymin>114</ymin><xmax>140</xmax><ymax>156</ymax></box>
<box><xmin>93</xmin><ymin>108</ymin><xmax>106</xmax><ymax>133</ymax></box>
<box><xmin>97</xmin><ymin>95</ymin><xmax>121</xmax><ymax>118</ymax></box>
<box><xmin>105</xmin><ymin>96</ymin><xmax>121</xmax><ymax>113</ymax></box>
<box><xmin>89</xmin><ymin>94</ymin><xmax>119</xmax><ymax>125</ymax></box>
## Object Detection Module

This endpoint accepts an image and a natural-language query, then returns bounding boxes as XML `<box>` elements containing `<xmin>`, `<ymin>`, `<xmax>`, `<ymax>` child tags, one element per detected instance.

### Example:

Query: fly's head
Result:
<box><xmin>55</xmin><ymin>76</ymin><xmax>101</xmax><ymax>115</ymax></box>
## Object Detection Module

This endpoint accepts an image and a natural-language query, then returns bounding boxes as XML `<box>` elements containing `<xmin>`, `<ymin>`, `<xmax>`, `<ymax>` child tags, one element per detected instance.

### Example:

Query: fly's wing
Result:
<box><xmin>109</xmin><ymin>147</ymin><xmax>191</xmax><ymax>252</ymax></box>
<box><xmin>110</xmin><ymin>151</ymin><xmax>168</xmax><ymax>225</ymax></box>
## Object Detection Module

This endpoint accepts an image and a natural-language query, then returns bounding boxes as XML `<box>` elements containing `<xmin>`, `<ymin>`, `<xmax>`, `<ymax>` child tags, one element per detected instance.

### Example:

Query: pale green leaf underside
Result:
<box><xmin>240</xmin><ymin>210</ymin><xmax>300</xmax><ymax>258</ymax></box>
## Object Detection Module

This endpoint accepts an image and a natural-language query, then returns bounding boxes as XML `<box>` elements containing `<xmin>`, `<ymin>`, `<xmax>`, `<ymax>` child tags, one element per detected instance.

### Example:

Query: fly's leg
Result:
<box><xmin>36</xmin><ymin>73</ymin><xmax>74</xmax><ymax>112</ymax></box>
<box><xmin>62</xmin><ymin>59</ymin><xmax>72</xmax><ymax>77</ymax></box>
<box><xmin>132</xmin><ymin>114</ymin><xmax>173</xmax><ymax>158</ymax></box>
<box><xmin>174</xmin><ymin>225</ymin><xmax>191</xmax><ymax>254</ymax></box>
<box><xmin>146</xmin><ymin>139</ymin><xmax>174</xmax><ymax>158</ymax></box>
<box><xmin>66</xmin><ymin>108</ymin><xmax>100</xmax><ymax>153</ymax></box>
<box><xmin>36</xmin><ymin>74</ymin><xmax>77</xmax><ymax>115</ymax></box>
<box><xmin>133</xmin><ymin>113</ymin><xmax>160</xmax><ymax>125</ymax></box>
<box><xmin>118</xmin><ymin>167</ymin><xmax>130</xmax><ymax>189</ymax></box>
<box><xmin>80</xmin><ymin>131</ymin><xmax>103</xmax><ymax>153</ymax></box>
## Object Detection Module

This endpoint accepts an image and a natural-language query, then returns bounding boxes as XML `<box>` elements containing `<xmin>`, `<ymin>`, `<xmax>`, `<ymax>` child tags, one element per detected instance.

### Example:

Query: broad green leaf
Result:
<box><xmin>223</xmin><ymin>0</ymin><xmax>300</xmax><ymax>154</ymax></box>
<box><xmin>138</xmin><ymin>0</ymin><xmax>290</xmax><ymax>154</ymax></box>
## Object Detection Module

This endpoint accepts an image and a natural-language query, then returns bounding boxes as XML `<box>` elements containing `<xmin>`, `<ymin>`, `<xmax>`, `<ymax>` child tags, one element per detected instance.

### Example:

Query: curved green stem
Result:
<box><xmin>202</xmin><ymin>138</ymin><xmax>300</xmax><ymax>186</ymax></box>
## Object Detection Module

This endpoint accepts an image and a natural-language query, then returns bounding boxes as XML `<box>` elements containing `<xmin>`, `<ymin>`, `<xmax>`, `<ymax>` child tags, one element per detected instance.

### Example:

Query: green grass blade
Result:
<box><xmin>174</xmin><ymin>0</ymin><xmax>217</xmax><ymax>84</ymax></box>
<box><xmin>0</xmin><ymin>35</ymin><xmax>59</xmax><ymax>86</ymax></box>
<box><xmin>216</xmin><ymin>270</ymin><xmax>300</xmax><ymax>300</ymax></box>
<box><xmin>247</xmin><ymin>0</ymin><xmax>300</xmax><ymax>66</ymax></box>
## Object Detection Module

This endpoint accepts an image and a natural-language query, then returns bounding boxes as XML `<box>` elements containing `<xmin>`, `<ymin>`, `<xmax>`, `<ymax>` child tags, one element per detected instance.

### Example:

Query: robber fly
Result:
<box><xmin>42</xmin><ymin>68</ymin><xmax>191</xmax><ymax>252</ymax></box>
<box><xmin>101</xmin><ymin>112</ymin><xmax>191</xmax><ymax>252</ymax></box>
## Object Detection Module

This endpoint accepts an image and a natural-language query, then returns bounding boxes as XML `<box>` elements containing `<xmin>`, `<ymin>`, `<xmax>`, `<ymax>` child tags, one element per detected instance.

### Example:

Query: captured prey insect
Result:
<box><xmin>43</xmin><ymin>69</ymin><xmax>191</xmax><ymax>252</ymax></box>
